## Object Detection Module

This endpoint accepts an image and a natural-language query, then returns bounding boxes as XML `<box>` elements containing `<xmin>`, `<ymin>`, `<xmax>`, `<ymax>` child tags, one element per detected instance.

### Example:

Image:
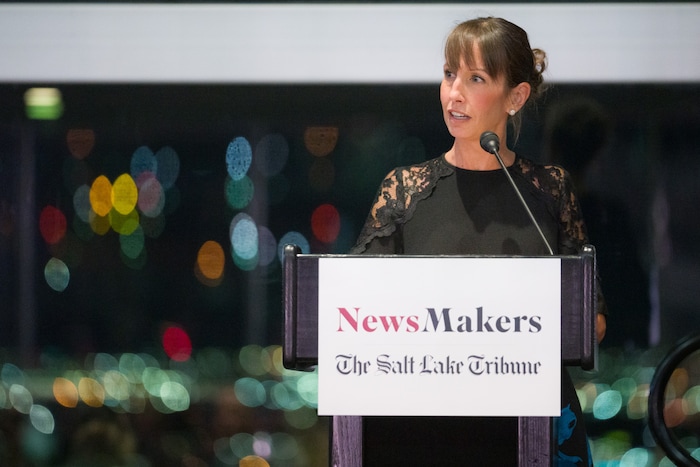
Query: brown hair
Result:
<box><xmin>444</xmin><ymin>17</ymin><xmax>547</xmax><ymax>139</ymax></box>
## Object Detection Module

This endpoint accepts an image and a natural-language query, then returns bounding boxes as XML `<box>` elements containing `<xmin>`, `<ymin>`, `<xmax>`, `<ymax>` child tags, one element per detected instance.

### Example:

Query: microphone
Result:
<box><xmin>479</xmin><ymin>131</ymin><xmax>554</xmax><ymax>256</ymax></box>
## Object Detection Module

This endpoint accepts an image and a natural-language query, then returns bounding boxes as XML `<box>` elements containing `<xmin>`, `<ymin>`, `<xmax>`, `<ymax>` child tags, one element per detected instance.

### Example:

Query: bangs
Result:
<box><xmin>444</xmin><ymin>32</ymin><xmax>477</xmax><ymax>72</ymax></box>
<box><xmin>444</xmin><ymin>21</ymin><xmax>509</xmax><ymax>81</ymax></box>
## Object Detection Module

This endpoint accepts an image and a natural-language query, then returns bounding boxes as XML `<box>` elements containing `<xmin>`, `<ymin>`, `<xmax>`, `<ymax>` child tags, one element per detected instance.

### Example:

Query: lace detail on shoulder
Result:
<box><xmin>350</xmin><ymin>157</ymin><xmax>453</xmax><ymax>254</ymax></box>
<box><xmin>514</xmin><ymin>158</ymin><xmax>588</xmax><ymax>253</ymax></box>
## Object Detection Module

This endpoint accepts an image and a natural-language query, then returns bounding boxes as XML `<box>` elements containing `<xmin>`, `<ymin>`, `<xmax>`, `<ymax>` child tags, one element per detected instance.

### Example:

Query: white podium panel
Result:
<box><xmin>317</xmin><ymin>256</ymin><xmax>561</xmax><ymax>417</ymax></box>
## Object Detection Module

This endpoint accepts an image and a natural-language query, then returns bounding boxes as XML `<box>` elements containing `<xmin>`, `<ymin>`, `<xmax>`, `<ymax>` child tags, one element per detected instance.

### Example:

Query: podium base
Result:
<box><xmin>362</xmin><ymin>416</ymin><xmax>518</xmax><ymax>466</ymax></box>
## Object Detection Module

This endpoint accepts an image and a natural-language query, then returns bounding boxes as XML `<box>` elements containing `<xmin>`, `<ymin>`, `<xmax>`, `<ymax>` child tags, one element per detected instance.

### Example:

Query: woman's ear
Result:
<box><xmin>510</xmin><ymin>82</ymin><xmax>531</xmax><ymax>112</ymax></box>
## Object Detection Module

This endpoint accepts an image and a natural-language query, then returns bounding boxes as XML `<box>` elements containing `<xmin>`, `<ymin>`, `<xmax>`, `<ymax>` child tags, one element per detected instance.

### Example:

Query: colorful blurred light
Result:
<box><xmin>225</xmin><ymin>175</ymin><xmax>255</xmax><ymax>210</ymax></box>
<box><xmin>257</xmin><ymin>226</ymin><xmax>278</xmax><ymax>267</ymax></box>
<box><xmin>29</xmin><ymin>405</ymin><xmax>55</xmax><ymax>435</ymax></box>
<box><xmin>197</xmin><ymin>240</ymin><xmax>225</xmax><ymax>281</ymax></box>
<box><xmin>9</xmin><ymin>384</ymin><xmax>33</xmax><ymax>413</ymax></box>
<box><xmin>234</xmin><ymin>378</ymin><xmax>266</xmax><ymax>408</ymax></box>
<box><xmin>53</xmin><ymin>377</ymin><xmax>79</xmax><ymax>408</ymax></box>
<box><xmin>593</xmin><ymin>389</ymin><xmax>622</xmax><ymax>420</ymax></box>
<box><xmin>73</xmin><ymin>184</ymin><xmax>92</xmax><ymax>223</ymax></box>
<box><xmin>119</xmin><ymin>224</ymin><xmax>145</xmax><ymax>259</ymax></box>
<box><xmin>78</xmin><ymin>377</ymin><xmax>105</xmax><ymax>407</ymax></box>
<box><xmin>230</xmin><ymin>213</ymin><xmax>259</xmax><ymax>261</ymax></box>
<box><xmin>66</xmin><ymin>128</ymin><xmax>96</xmax><ymax>160</ymax></box>
<box><xmin>112</xmin><ymin>173</ymin><xmax>138</xmax><ymax>215</ymax></box>
<box><xmin>162</xmin><ymin>326</ymin><xmax>193</xmax><ymax>362</ymax></box>
<box><xmin>304</xmin><ymin>126</ymin><xmax>338</xmax><ymax>157</ymax></box>
<box><xmin>24</xmin><ymin>87</ymin><xmax>63</xmax><ymax>120</ymax></box>
<box><xmin>154</xmin><ymin>146</ymin><xmax>180</xmax><ymax>190</ymax></box>
<box><xmin>311</xmin><ymin>203</ymin><xmax>341</xmax><ymax>243</ymax></box>
<box><xmin>90</xmin><ymin>175</ymin><xmax>113</xmax><ymax>217</ymax></box>
<box><xmin>44</xmin><ymin>257</ymin><xmax>70</xmax><ymax>292</ymax></box>
<box><xmin>130</xmin><ymin>146</ymin><xmax>157</xmax><ymax>180</ymax></box>
<box><xmin>226</xmin><ymin>137</ymin><xmax>253</xmax><ymax>181</ymax></box>
<box><xmin>137</xmin><ymin>176</ymin><xmax>165</xmax><ymax>218</ymax></box>
<box><xmin>39</xmin><ymin>205</ymin><xmax>67</xmax><ymax>245</ymax></box>
<box><xmin>255</xmin><ymin>133</ymin><xmax>289</xmax><ymax>177</ymax></box>
<box><xmin>110</xmin><ymin>208</ymin><xmax>140</xmax><ymax>236</ymax></box>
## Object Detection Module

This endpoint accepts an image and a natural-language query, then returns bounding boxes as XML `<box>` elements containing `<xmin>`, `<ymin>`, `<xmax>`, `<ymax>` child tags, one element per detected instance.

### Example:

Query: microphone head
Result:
<box><xmin>480</xmin><ymin>131</ymin><xmax>500</xmax><ymax>155</ymax></box>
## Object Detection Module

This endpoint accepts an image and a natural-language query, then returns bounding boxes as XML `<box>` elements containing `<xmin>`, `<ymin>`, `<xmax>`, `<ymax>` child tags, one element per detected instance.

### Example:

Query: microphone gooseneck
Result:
<box><xmin>479</xmin><ymin>131</ymin><xmax>554</xmax><ymax>256</ymax></box>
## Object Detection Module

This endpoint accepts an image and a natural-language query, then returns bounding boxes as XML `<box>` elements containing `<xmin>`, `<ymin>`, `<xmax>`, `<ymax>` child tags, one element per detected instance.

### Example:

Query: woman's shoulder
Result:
<box><xmin>515</xmin><ymin>155</ymin><xmax>569</xmax><ymax>186</ymax></box>
<box><xmin>384</xmin><ymin>154</ymin><xmax>453</xmax><ymax>186</ymax></box>
<box><xmin>514</xmin><ymin>156</ymin><xmax>577</xmax><ymax>207</ymax></box>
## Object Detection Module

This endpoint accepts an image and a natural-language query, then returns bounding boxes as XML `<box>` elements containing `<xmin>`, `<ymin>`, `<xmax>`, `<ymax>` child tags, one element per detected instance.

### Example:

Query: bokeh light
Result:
<box><xmin>619</xmin><ymin>447</ymin><xmax>652</xmax><ymax>467</ymax></box>
<box><xmin>39</xmin><ymin>205</ymin><xmax>67</xmax><ymax>245</ymax></box>
<box><xmin>162</xmin><ymin>326</ymin><xmax>193</xmax><ymax>362</ymax></box>
<box><xmin>90</xmin><ymin>175</ymin><xmax>113</xmax><ymax>217</ymax></box>
<box><xmin>304</xmin><ymin>127</ymin><xmax>338</xmax><ymax>157</ymax></box>
<box><xmin>131</xmin><ymin>146</ymin><xmax>157</xmax><ymax>180</ymax></box>
<box><xmin>66</xmin><ymin>128</ymin><xmax>96</xmax><ymax>160</ymax></box>
<box><xmin>2</xmin><ymin>364</ymin><xmax>26</xmax><ymax>387</ymax></box>
<box><xmin>9</xmin><ymin>384</ymin><xmax>33</xmax><ymax>413</ymax></box>
<box><xmin>119</xmin><ymin>224</ymin><xmax>145</xmax><ymax>259</ymax></box>
<box><xmin>44</xmin><ymin>257</ymin><xmax>70</xmax><ymax>292</ymax></box>
<box><xmin>78</xmin><ymin>377</ymin><xmax>105</xmax><ymax>407</ymax></box>
<box><xmin>137</xmin><ymin>176</ymin><xmax>165</xmax><ymax>218</ymax></box>
<box><xmin>155</xmin><ymin>146</ymin><xmax>180</xmax><ymax>189</ymax></box>
<box><xmin>53</xmin><ymin>377</ymin><xmax>79</xmax><ymax>408</ymax></box>
<box><xmin>230</xmin><ymin>432</ymin><xmax>256</xmax><ymax>459</ymax></box>
<box><xmin>197</xmin><ymin>240</ymin><xmax>225</xmax><ymax>281</ymax></box>
<box><xmin>226</xmin><ymin>137</ymin><xmax>253</xmax><ymax>181</ymax></box>
<box><xmin>311</xmin><ymin>203</ymin><xmax>341</xmax><ymax>244</ymax></box>
<box><xmin>255</xmin><ymin>133</ymin><xmax>289</xmax><ymax>177</ymax></box>
<box><xmin>239</xmin><ymin>345</ymin><xmax>271</xmax><ymax>377</ymax></box>
<box><xmin>593</xmin><ymin>389</ymin><xmax>622</xmax><ymax>420</ymax></box>
<box><xmin>24</xmin><ymin>87</ymin><xmax>63</xmax><ymax>120</ymax></box>
<box><xmin>683</xmin><ymin>385</ymin><xmax>700</xmax><ymax>415</ymax></box>
<box><xmin>240</xmin><ymin>455</ymin><xmax>271</xmax><ymax>467</ymax></box>
<box><xmin>225</xmin><ymin>175</ymin><xmax>254</xmax><ymax>210</ymax></box>
<box><xmin>73</xmin><ymin>184</ymin><xmax>92</xmax><ymax>223</ymax></box>
<box><xmin>29</xmin><ymin>405</ymin><xmax>55</xmax><ymax>435</ymax></box>
<box><xmin>110</xmin><ymin>208</ymin><xmax>140</xmax><ymax>236</ymax></box>
<box><xmin>257</xmin><ymin>226</ymin><xmax>278</xmax><ymax>267</ymax></box>
<box><xmin>230</xmin><ymin>213</ymin><xmax>259</xmax><ymax>262</ymax></box>
<box><xmin>663</xmin><ymin>397</ymin><xmax>687</xmax><ymax>428</ymax></box>
<box><xmin>112</xmin><ymin>173</ymin><xmax>138</xmax><ymax>215</ymax></box>
<box><xmin>234</xmin><ymin>378</ymin><xmax>266</xmax><ymax>408</ymax></box>
<box><xmin>160</xmin><ymin>381</ymin><xmax>190</xmax><ymax>412</ymax></box>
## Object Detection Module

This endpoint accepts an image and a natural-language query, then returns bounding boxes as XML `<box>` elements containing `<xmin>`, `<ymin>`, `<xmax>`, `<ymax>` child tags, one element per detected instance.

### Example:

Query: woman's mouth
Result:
<box><xmin>449</xmin><ymin>110</ymin><xmax>469</xmax><ymax>120</ymax></box>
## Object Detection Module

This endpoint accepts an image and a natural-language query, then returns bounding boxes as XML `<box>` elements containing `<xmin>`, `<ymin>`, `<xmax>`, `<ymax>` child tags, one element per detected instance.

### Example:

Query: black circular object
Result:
<box><xmin>648</xmin><ymin>333</ymin><xmax>700</xmax><ymax>466</ymax></box>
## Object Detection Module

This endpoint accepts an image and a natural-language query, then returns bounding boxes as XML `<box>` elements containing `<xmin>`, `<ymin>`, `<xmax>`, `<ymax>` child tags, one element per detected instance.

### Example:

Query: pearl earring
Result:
<box><xmin>508</xmin><ymin>109</ymin><xmax>516</xmax><ymax>116</ymax></box>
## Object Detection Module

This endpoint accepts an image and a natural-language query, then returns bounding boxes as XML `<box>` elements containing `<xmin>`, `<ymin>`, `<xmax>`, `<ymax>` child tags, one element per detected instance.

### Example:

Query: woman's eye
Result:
<box><xmin>471</xmin><ymin>75</ymin><xmax>485</xmax><ymax>83</ymax></box>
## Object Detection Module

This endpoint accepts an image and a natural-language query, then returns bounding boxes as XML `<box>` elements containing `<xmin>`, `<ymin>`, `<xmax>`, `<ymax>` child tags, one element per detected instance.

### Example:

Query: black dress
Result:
<box><xmin>350</xmin><ymin>154</ymin><xmax>595</xmax><ymax>467</ymax></box>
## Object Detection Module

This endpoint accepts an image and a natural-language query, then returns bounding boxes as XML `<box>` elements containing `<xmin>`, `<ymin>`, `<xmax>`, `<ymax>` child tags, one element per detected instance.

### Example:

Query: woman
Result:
<box><xmin>350</xmin><ymin>17</ymin><xmax>606</xmax><ymax>466</ymax></box>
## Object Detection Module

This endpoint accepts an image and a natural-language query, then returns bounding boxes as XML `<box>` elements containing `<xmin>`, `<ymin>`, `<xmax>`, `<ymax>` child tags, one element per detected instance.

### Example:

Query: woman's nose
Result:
<box><xmin>449</xmin><ymin>81</ymin><xmax>464</xmax><ymax>101</ymax></box>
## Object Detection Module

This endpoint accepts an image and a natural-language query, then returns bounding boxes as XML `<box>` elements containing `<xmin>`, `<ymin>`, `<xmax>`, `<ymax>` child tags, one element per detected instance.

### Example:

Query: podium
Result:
<box><xmin>282</xmin><ymin>244</ymin><xmax>598</xmax><ymax>466</ymax></box>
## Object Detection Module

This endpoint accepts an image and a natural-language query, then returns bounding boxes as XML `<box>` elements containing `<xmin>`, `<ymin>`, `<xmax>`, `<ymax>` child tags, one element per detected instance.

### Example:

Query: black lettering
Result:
<box><xmin>423</xmin><ymin>308</ymin><xmax>453</xmax><ymax>332</ymax></box>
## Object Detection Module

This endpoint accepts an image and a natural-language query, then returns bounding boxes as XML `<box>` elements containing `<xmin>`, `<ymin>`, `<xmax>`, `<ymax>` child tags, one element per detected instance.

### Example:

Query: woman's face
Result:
<box><xmin>440</xmin><ymin>45</ymin><xmax>512</xmax><ymax>144</ymax></box>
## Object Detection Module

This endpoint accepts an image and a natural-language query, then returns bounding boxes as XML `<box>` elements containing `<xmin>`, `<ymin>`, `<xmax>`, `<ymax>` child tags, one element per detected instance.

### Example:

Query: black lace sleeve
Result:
<box><xmin>518</xmin><ymin>159</ymin><xmax>608</xmax><ymax>315</ymax></box>
<box><xmin>349</xmin><ymin>157</ymin><xmax>453</xmax><ymax>254</ymax></box>
<box><xmin>515</xmin><ymin>158</ymin><xmax>588</xmax><ymax>255</ymax></box>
